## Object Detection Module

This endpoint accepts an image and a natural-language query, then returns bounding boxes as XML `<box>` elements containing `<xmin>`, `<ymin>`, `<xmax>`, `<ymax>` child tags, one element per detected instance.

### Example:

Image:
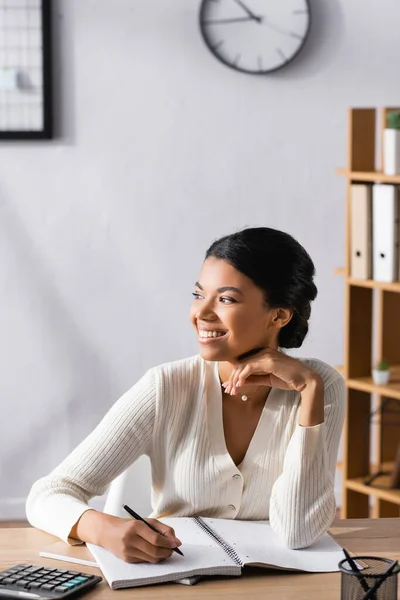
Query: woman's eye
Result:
<box><xmin>191</xmin><ymin>292</ymin><xmax>236</xmax><ymax>304</ymax></box>
<box><xmin>220</xmin><ymin>297</ymin><xmax>236</xmax><ymax>304</ymax></box>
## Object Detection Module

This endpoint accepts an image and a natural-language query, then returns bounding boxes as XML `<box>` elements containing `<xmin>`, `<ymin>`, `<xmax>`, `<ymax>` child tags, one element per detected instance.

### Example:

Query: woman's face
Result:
<box><xmin>190</xmin><ymin>257</ymin><xmax>280</xmax><ymax>363</ymax></box>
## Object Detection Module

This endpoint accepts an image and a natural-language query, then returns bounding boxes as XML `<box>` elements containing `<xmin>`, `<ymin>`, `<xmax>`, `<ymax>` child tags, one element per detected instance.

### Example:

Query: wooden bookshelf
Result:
<box><xmin>337</xmin><ymin>107</ymin><xmax>400</xmax><ymax>519</ymax></box>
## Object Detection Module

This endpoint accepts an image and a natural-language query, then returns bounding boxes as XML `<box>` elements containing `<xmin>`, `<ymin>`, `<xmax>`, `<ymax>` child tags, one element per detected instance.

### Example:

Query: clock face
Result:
<box><xmin>199</xmin><ymin>0</ymin><xmax>310</xmax><ymax>74</ymax></box>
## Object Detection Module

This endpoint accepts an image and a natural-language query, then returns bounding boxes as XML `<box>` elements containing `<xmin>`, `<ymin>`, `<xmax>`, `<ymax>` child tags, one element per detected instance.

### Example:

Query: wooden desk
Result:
<box><xmin>1</xmin><ymin>519</ymin><xmax>399</xmax><ymax>599</ymax></box>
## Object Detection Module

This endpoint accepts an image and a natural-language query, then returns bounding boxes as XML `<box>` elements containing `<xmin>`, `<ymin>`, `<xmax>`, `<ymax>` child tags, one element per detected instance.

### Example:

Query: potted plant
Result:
<box><xmin>383</xmin><ymin>111</ymin><xmax>400</xmax><ymax>175</ymax></box>
<box><xmin>372</xmin><ymin>358</ymin><xmax>390</xmax><ymax>385</ymax></box>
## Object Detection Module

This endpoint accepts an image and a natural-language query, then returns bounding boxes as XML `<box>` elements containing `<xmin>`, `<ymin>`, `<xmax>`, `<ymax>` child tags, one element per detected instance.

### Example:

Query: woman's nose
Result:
<box><xmin>195</xmin><ymin>300</ymin><xmax>216</xmax><ymax>320</ymax></box>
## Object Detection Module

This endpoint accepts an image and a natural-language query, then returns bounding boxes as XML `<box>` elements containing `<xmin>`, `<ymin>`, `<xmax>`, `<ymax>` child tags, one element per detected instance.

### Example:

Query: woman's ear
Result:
<box><xmin>272</xmin><ymin>307</ymin><xmax>293</xmax><ymax>329</ymax></box>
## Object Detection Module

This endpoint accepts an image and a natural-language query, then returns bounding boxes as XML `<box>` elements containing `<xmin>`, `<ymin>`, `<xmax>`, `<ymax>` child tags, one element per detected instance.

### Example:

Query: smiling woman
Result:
<box><xmin>26</xmin><ymin>227</ymin><xmax>345</xmax><ymax>563</ymax></box>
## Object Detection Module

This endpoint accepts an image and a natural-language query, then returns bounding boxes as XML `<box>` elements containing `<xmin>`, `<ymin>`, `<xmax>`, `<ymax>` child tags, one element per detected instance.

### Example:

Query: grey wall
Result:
<box><xmin>1</xmin><ymin>0</ymin><xmax>399</xmax><ymax>519</ymax></box>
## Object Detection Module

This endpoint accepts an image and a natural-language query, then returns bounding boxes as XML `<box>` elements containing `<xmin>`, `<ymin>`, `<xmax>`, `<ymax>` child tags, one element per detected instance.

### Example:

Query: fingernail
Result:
<box><xmin>222</xmin><ymin>382</ymin><xmax>228</xmax><ymax>388</ymax></box>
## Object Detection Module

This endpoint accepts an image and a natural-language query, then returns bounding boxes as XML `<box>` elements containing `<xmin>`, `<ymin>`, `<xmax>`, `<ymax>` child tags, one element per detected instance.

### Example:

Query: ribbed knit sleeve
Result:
<box><xmin>269</xmin><ymin>367</ymin><xmax>345</xmax><ymax>549</ymax></box>
<box><xmin>26</xmin><ymin>368</ymin><xmax>156</xmax><ymax>545</ymax></box>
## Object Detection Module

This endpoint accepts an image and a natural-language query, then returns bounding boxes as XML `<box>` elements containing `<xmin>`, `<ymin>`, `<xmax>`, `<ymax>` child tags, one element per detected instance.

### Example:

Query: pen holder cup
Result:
<box><xmin>339</xmin><ymin>557</ymin><xmax>400</xmax><ymax>600</ymax></box>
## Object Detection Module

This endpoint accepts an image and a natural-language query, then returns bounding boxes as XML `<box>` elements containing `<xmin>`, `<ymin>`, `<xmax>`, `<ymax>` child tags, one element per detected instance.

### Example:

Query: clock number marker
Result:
<box><xmin>276</xmin><ymin>48</ymin><xmax>287</xmax><ymax>62</ymax></box>
<box><xmin>293</xmin><ymin>8</ymin><xmax>307</xmax><ymax>14</ymax></box>
<box><xmin>232</xmin><ymin>54</ymin><xmax>241</xmax><ymax>66</ymax></box>
<box><xmin>212</xmin><ymin>40</ymin><xmax>225</xmax><ymax>51</ymax></box>
<box><xmin>290</xmin><ymin>32</ymin><xmax>303</xmax><ymax>39</ymax></box>
<box><xmin>257</xmin><ymin>55</ymin><xmax>263</xmax><ymax>71</ymax></box>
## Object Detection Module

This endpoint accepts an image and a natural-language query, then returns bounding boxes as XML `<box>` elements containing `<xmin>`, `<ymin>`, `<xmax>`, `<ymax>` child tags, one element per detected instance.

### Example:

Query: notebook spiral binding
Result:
<box><xmin>194</xmin><ymin>517</ymin><xmax>243</xmax><ymax>566</ymax></box>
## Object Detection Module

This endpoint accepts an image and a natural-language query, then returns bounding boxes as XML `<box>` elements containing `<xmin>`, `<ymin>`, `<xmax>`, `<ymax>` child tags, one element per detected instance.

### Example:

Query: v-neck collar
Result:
<box><xmin>204</xmin><ymin>359</ymin><xmax>278</xmax><ymax>474</ymax></box>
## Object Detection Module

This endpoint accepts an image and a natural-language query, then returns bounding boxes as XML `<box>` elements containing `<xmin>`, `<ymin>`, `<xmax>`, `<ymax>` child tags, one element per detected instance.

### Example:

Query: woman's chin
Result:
<box><xmin>198</xmin><ymin>344</ymin><xmax>232</xmax><ymax>362</ymax></box>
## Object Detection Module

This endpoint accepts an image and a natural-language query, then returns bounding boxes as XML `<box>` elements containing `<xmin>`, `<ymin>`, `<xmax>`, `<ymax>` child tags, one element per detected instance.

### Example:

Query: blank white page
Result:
<box><xmin>202</xmin><ymin>518</ymin><xmax>343</xmax><ymax>573</ymax></box>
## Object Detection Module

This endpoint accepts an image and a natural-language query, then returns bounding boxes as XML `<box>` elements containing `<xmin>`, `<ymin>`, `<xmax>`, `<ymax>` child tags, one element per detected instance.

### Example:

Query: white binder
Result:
<box><xmin>350</xmin><ymin>184</ymin><xmax>372</xmax><ymax>279</ymax></box>
<box><xmin>372</xmin><ymin>184</ymin><xmax>400</xmax><ymax>282</ymax></box>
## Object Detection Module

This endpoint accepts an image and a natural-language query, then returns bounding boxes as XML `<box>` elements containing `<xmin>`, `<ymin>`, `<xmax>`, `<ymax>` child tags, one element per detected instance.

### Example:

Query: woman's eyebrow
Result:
<box><xmin>194</xmin><ymin>282</ymin><xmax>243</xmax><ymax>296</ymax></box>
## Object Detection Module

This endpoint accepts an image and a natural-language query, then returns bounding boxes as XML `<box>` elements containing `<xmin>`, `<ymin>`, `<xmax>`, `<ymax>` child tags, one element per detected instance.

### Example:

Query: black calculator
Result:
<box><xmin>0</xmin><ymin>565</ymin><xmax>102</xmax><ymax>599</ymax></box>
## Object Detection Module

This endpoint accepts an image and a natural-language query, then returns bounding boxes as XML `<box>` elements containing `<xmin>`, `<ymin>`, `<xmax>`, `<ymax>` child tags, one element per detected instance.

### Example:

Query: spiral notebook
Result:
<box><xmin>86</xmin><ymin>517</ymin><xmax>343</xmax><ymax>589</ymax></box>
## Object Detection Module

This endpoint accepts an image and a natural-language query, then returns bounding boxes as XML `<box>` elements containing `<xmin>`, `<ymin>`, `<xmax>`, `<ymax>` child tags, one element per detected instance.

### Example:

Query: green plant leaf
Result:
<box><xmin>376</xmin><ymin>358</ymin><xmax>390</xmax><ymax>370</ymax></box>
<box><xmin>386</xmin><ymin>111</ymin><xmax>400</xmax><ymax>129</ymax></box>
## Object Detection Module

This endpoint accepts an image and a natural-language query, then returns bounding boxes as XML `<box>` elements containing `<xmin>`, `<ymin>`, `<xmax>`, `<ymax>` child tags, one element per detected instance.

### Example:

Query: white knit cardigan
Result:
<box><xmin>26</xmin><ymin>355</ymin><xmax>345</xmax><ymax>549</ymax></box>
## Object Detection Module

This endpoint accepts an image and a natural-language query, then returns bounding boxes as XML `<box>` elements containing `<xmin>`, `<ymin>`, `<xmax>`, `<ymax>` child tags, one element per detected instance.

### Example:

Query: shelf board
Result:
<box><xmin>348</xmin><ymin>277</ymin><xmax>400</xmax><ymax>292</ymax></box>
<box><xmin>335</xmin><ymin>365</ymin><xmax>345</xmax><ymax>376</ymax></box>
<box><xmin>334</xmin><ymin>267</ymin><xmax>400</xmax><ymax>292</ymax></box>
<box><xmin>347</xmin><ymin>365</ymin><xmax>400</xmax><ymax>400</ymax></box>
<box><xmin>346</xmin><ymin>467</ymin><xmax>400</xmax><ymax>505</ymax></box>
<box><xmin>336</xmin><ymin>168</ymin><xmax>400</xmax><ymax>183</ymax></box>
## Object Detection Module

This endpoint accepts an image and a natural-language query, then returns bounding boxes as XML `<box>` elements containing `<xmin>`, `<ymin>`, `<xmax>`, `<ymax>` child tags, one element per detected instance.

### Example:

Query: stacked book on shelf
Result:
<box><xmin>351</xmin><ymin>183</ymin><xmax>400</xmax><ymax>282</ymax></box>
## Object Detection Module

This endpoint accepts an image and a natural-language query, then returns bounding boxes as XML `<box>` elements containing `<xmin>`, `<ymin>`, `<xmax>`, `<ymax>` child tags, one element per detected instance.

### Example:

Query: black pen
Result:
<box><xmin>343</xmin><ymin>549</ymin><xmax>372</xmax><ymax>598</ymax></box>
<box><xmin>122</xmin><ymin>504</ymin><xmax>184</xmax><ymax>556</ymax></box>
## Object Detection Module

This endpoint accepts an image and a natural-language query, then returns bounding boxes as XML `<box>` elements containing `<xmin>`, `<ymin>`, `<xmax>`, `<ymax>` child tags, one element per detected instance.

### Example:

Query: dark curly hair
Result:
<box><xmin>205</xmin><ymin>227</ymin><xmax>317</xmax><ymax>349</ymax></box>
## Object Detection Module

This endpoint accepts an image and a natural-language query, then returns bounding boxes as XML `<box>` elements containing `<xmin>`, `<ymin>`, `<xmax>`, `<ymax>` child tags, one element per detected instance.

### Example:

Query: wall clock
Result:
<box><xmin>199</xmin><ymin>0</ymin><xmax>311</xmax><ymax>75</ymax></box>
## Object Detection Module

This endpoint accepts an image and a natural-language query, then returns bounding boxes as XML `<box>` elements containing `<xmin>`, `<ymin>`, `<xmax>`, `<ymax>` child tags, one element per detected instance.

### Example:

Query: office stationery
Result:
<box><xmin>86</xmin><ymin>517</ymin><xmax>344</xmax><ymax>589</ymax></box>
<box><xmin>372</xmin><ymin>184</ymin><xmax>400</xmax><ymax>282</ymax></box>
<box><xmin>339</xmin><ymin>556</ymin><xmax>399</xmax><ymax>600</ymax></box>
<box><xmin>350</xmin><ymin>184</ymin><xmax>373</xmax><ymax>279</ymax></box>
<box><xmin>122</xmin><ymin>504</ymin><xmax>184</xmax><ymax>557</ymax></box>
<box><xmin>0</xmin><ymin>564</ymin><xmax>102</xmax><ymax>599</ymax></box>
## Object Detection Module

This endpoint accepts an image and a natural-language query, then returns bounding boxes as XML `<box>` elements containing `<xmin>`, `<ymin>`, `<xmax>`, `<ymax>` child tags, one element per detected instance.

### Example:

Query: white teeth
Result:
<box><xmin>199</xmin><ymin>330</ymin><xmax>226</xmax><ymax>338</ymax></box>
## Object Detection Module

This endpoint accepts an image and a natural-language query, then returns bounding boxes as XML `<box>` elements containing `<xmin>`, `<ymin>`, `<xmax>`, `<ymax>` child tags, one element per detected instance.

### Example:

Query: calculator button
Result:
<box><xmin>66</xmin><ymin>571</ymin><xmax>79</xmax><ymax>576</ymax></box>
<box><xmin>27</xmin><ymin>582</ymin><xmax>42</xmax><ymax>589</ymax></box>
<box><xmin>54</xmin><ymin>586</ymin><xmax>69</xmax><ymax>593</ymax></box>
<box><xmin>55</xmin><ymin>570</ymin><xmax>68</xmax><ymax>575</ymax></box>
<box><xmin>24</xmin><ymin>567</ymin><xmax>42</xmax><ymax>575</ymax></box>
<box><xmin>16</xmin><ymin>580</ymin><xmax>30</xmax><ymax>587</ymax></box>
<box><xmin>79</xmin><ymin>574</ymin><xmax>94</xmax><ymax>580</ymax></box>
<box><xmin>41</xmin><ymin>584</ymin><xmax>57</xmax><ymax>590</ymax></box>
<box><xmin>2</xmin><ymin>578</ymin><xmax>17</xmax><ymax>585</ymax></box>
<box><xmin>73</xmin><ymin>577</ymin><xmax>88</xmax><ymax>583</ymax></box>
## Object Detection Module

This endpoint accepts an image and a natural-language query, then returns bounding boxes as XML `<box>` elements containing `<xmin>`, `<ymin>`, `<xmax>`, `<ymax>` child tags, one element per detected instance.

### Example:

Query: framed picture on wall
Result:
<box><xmin>0</xmin><ymin>0</ymin><xmax>52</xmax><ymax>140</ymax></box>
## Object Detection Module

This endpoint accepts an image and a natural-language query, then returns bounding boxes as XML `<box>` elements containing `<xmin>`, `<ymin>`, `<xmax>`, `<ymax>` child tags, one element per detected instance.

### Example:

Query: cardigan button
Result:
<box><xmin>233</xmin><ymin>474</ymin><xmax>241</xmax><ymax>479</ymax></box>
<box><xmin>228</xmin><ymin>504</ymin><xmax>236</xmax><ymax>511</ymax></box>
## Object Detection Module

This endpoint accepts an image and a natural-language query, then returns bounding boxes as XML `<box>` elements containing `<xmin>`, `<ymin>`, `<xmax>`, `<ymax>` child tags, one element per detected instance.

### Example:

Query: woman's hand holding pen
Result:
<box><xmin>98</xmin><ymin>515</ymin><xmax>182</xmax><ymax>564</ymax></box>
<box><xmin>223</xmin><ymin>348</ymin><xmax>324</xmax><ymax>426</ymax></box>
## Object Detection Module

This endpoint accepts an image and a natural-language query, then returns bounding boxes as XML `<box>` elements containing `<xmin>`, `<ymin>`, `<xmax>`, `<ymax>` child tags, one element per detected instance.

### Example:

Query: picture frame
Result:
<box><xmin>0</xmin><ymin>0</ymin><xmax>52</xmax><ymax>140</ymax></box>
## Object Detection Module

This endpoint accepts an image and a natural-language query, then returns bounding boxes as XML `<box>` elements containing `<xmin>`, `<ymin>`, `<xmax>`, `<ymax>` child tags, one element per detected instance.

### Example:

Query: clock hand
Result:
<box><xmin>233</xmin><ymin>0</ymin><xmax>262</xmax><ymax>22</ymax></box>
<box><xmin>202</xmin><ymin>16</ymin><xmax>260</xmax><ymax>25</ymax></box>
<box><xmin>263</xmin><ymin>17</ymin><xmax>297</xmax><ymax>38</ymax></box>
